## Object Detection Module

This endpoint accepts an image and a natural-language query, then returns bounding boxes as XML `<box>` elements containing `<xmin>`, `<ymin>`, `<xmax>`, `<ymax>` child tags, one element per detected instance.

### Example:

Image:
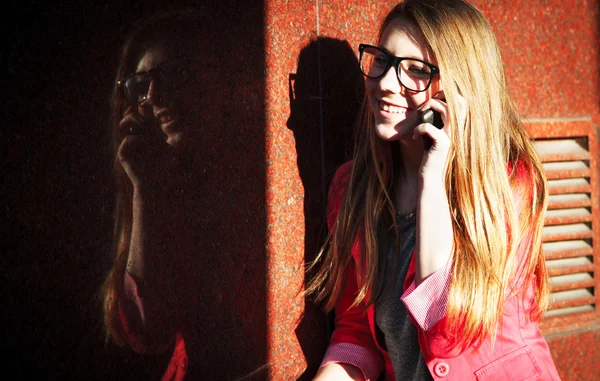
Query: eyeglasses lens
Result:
<box><xmin>360</xmin><ymin>46</ymin><xmax>388</xmax><ymax>78</ymax></box>
<box><xmin>123</xmin><ymin>74</ymin><xmax>151</xmax><ymax>105</ymax></box>
<box><xmin>360</xmin><ymin>46</ymin><xmax>433</xmax><ymax>92</ymax></box>
<box><xmin>398</xmin><ymin>60</ymin><xmax>433</xmax><ymax>92</ymax></box>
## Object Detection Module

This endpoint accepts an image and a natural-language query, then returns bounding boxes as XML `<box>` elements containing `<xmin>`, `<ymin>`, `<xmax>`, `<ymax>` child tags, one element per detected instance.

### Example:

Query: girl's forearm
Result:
<box><xmin>416</xmin><ymin>179</ymin><xmax>454</xmax><ymax>284</ymax></box>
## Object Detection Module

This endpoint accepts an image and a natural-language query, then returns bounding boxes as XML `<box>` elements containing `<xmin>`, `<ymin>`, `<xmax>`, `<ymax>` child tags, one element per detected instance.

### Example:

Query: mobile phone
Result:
<box><xmin>420</xmin><ymin>108</ymin><xmax>443</xmax><ymax>129</ymax></box>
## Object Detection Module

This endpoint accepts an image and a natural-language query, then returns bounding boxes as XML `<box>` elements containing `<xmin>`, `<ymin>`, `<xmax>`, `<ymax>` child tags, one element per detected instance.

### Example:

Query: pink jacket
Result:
<box><xmin>320</xmin><ymin>161</ymin><xmax>561</xmax><ymax>381</ymax></box>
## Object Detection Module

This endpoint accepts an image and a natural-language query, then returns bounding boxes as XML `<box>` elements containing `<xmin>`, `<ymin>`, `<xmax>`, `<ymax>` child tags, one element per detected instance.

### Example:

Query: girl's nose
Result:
<box><xmin>139</xmin><ymin>79</ymin><xmax>165</xmax><ymax>107</ymax></box>
<box><xmin>378</xmin><ymin>65</ymin><xmax>403</xmax><ymax>94</ymax></box>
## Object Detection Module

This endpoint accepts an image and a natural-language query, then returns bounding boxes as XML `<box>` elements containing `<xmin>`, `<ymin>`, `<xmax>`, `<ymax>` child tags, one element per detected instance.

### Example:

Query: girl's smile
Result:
<box><xmin>378</xmin><ymin>99</ymin><xmax>411</xmax><ymax>116</ymax></box>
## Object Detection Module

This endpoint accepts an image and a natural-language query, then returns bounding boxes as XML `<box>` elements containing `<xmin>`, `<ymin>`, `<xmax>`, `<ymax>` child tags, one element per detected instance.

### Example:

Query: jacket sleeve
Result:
<box><xmin>321</xmin><ymin>257</ymin><xmax>384</xmax><ymax>381</ymax></box>
<box><xmin>400</xmin><ymin>259</ymin><xmax>462</xmax><ymax>359</ymax></box>
<box><xmin>401</xmin><ymin>160</ymin><xmax>539</xmax><ymax>359</ymax></box>
<box><xmin>406</xmin><ymin>234</ymin><xmax>538</xmax><ymax>360</ymax></box>
<box><xmin>117</xmin><ymin>272</ymin><xmax>175</xmax><ymax>354</ymax></box>
<box><xmin>319</xmin><ymin>161</ymin><xmax>384</xmax><ymax>381</ymax></box>
<box><xmin>401</xmin><ymin>258</ymin><xmax>452</xmax><ymax>331</ymax></box>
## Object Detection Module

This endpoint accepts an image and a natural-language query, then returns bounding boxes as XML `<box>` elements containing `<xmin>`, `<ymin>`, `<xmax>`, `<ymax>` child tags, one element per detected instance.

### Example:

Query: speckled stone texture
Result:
<box><xmin>545</xmin><ymin>327</ymin><xmax>600</xmax><ymax>381</ymax></box>
<box><xmin>473</xmin><ymin>0</ymin><xmax>600</xmax><ymax>120</ymax></box>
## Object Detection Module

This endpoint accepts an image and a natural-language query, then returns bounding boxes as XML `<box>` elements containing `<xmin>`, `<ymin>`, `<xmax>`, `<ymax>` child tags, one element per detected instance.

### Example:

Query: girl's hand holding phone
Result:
<box><xmin>117</xmin><ymin>107</ymin><xmax>179</xmax><ymax>190</ymax></box>
<box><xmin>413</xmin><ymin>95</ymin><xmax>452</xmax><ymax>182</ymax></box>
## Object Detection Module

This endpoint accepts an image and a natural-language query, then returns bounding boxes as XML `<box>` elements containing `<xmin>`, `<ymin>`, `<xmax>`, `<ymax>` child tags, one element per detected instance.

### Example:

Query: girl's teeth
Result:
<box><xmin>381</xmin><ymin>102</ymin><xmax>404</xmax><ymax>114</ymax></box>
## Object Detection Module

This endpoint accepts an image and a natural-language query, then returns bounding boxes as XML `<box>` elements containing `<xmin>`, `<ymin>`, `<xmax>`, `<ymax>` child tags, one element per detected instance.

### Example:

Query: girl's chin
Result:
<box><xmin>375</xmin><ymin>122</ymin><xmax>412</xmax><ymax>142</ymax></box>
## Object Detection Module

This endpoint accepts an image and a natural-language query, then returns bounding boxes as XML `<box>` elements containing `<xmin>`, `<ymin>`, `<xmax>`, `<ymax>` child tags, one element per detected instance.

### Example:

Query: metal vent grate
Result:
<box><xmin>532</xmin><ymin>135</ymin><xmax>596</xmax><ymax>319</ymax></box>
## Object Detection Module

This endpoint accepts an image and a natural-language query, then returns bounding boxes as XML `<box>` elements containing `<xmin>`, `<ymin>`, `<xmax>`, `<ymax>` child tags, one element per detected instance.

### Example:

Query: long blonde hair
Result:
<box><xmin>307</xmin><ymin>0</ymin><xmax>549</xmax><ymax>349</ymax></box>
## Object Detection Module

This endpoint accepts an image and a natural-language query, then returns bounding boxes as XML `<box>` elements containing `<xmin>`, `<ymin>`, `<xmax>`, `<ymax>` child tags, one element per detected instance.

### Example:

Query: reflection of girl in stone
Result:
<box><xmin>100</xmin><ymin>10</ymin><xmax>215</xmax><ymax>381</ymax></box>
<box><xmin>309</xmin><ymin>0</ymin><xmax>560</xmax><ymax>380</ymax></box>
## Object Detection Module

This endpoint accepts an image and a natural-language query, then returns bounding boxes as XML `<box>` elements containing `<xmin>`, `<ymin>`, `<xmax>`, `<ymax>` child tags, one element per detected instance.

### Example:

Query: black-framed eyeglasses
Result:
<box><xmin>358</xmin><ymin>44</ymin><xmax>439</xmax><ymax>92</ymax></box>
<box><xmin>117</xmin><ymin>57</ymin><xmax>189</xmax><ymax>106</ymax></box>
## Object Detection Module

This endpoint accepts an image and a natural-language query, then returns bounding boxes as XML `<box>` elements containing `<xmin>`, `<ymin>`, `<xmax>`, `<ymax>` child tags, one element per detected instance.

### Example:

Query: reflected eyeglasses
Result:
<box><xmin>358</xmin><ymin>44</ymin><xmax>439</xmax><ymax>92</ymax></box>
<box><xmin>117</xmin><ymin>57</ymin><xmax>189</xmax><ymax>106</ymax></box>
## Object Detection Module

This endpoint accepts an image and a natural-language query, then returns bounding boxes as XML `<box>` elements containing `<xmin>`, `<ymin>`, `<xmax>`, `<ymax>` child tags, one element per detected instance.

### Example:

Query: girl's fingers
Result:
<box><xmin>413</xmin><ymin>122</ymin><xmax>449</xmax><ymax>147</ymax></box>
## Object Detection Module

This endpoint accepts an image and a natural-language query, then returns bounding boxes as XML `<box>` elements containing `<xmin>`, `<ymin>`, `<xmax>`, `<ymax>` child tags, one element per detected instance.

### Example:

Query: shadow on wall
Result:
<box><xmin>287</xmin><ymin>36</ymin><xmax>365</xmax><ymax>379</ymax></box>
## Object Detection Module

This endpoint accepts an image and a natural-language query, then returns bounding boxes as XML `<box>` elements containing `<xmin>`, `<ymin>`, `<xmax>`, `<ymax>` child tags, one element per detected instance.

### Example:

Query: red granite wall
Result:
<box><xmin>263</xmin><ymin>0</ymin><xmax>600</xmax><ymax>379</ymax></box>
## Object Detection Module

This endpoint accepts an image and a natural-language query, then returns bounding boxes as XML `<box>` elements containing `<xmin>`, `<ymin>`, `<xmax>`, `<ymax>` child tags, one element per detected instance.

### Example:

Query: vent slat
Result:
<box><xmin>544</xmin><ymin>208</ymin><xmax>592</xmax><ymax>225</ymax></box>
<box><xmin>547</xmin><ymin>194</ymin><xmax>591</xmax><ymax>209</ymax></box>
<box><xmin>549</xmin><ymin>273</ymin><xmax>595</xmax><ymax>292</ymax></box>
<box><xmin>533</xmin><ymin>139</ymin><xmax>590</xmax><ymax>162</ymax></box>
<box><xmin>547</xmin><ymin>178</ymin><xmax>591</xmax><ymax>195</ymax></box>
<box><xmin>546</xmin><ymin>256</ymin><xmax>593</xmax><ymax>277</ymax></box>
<box><xmin>542</xmin><ymin>223</ymin><xmax>593</xmax><ymax>242</ymax></box>
<box><xmin>543</xmin><ymin>161</ymin><xmax>591</xmax><ymax>180</ymax></box>
<box><xmin>548</xmin><ymin>289</ymin><xmax>595</xmax><ymax>309</ymax></box>
<box><xmin>543</xmin><ymin>240</ymin><xmax>594</xmax><ymax>260</ymax></box>
<box><xmin>547</xmin><ymin>265</ymin><xmax>594</xmax><ymax>277</ymax></box>
<box><xmin>543</xmin><ymin>305</ymin><xmax>596</xmax><ymax>318</ymax></box>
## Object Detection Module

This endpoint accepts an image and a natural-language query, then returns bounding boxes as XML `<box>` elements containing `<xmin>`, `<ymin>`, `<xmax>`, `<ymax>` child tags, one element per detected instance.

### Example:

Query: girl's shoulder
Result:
<box><xmin>331</xmin><ymin>160</ymin><xmax>354</xmax><ymax>188</ymax></box>
<box><xmin>507</xmin><ymin>159</ymin><xmax>531</xmax><ymax>183</ymax></box>
<box><xmin>328</xmin><ymin>160</ymin><xmax>354</xmax><ymax>202</ymax></box>
<box><xmin>507</xmin><ymin>158</ymin><xmax>536</xmax><ymax>205</ymax></box>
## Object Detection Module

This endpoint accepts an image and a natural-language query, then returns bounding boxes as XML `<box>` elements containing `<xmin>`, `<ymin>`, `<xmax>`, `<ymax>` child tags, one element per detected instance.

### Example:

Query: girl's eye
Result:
<box><xmin>374</xmin><ymin>54</ymin><xmax>389</xmax><ymax>67</ymax></box>
<box><xmin>403</xmin><ymin>60</ymin><xmax>432</xmax><ymax>78</ymax></box>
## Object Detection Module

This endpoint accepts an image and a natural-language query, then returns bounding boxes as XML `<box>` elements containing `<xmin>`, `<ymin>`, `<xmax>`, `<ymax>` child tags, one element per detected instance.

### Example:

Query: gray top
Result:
<box><xmin>374</xmin><ymin>210</ymin><xmax>433</xmax><ymax>381</ymax></box>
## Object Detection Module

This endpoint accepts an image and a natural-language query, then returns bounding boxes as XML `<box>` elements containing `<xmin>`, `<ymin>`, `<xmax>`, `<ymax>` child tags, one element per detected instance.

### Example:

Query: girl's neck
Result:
<box><xmin>393</xmin><ymin>140</ymin><xmax>423</xmax><ymax>214</ymax></box>
<box><xmin>398</xmin><ymin>140</ymin><xmax>423</xmax><ymax>180</ymax></box>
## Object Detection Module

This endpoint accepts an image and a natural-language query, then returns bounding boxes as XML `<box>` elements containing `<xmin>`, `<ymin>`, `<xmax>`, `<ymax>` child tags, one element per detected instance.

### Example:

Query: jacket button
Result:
<box><xmin>433</xmin><ymin>362</ymin><xmax>450</xmax><ymax>377</ymax></box>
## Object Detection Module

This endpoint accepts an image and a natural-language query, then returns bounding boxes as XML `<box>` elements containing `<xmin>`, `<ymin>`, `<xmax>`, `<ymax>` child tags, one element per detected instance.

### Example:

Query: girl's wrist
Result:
<box><xmin>418</xmin><ymin>177</ymin><xmax>446</xmax><ymax>196</ymax></box>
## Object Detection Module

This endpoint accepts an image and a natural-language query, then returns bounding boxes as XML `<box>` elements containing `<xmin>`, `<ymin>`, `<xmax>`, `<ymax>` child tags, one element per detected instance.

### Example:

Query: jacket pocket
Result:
<box><xmin>475</xmin><ymin>347</ymin><xmax>541</xmax><ymax>381</ymax></box>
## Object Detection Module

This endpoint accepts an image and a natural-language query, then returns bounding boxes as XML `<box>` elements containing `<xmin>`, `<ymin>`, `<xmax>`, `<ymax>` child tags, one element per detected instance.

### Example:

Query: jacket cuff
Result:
<box><xmin>320</xmin><ymin>342</ymin><xmax>382</xmax><ymax>381</ymax></box>
<box><xmin>401</xmin><ymin>260</ymin><xmax>452</xmax><ymax>331</ymax></box>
